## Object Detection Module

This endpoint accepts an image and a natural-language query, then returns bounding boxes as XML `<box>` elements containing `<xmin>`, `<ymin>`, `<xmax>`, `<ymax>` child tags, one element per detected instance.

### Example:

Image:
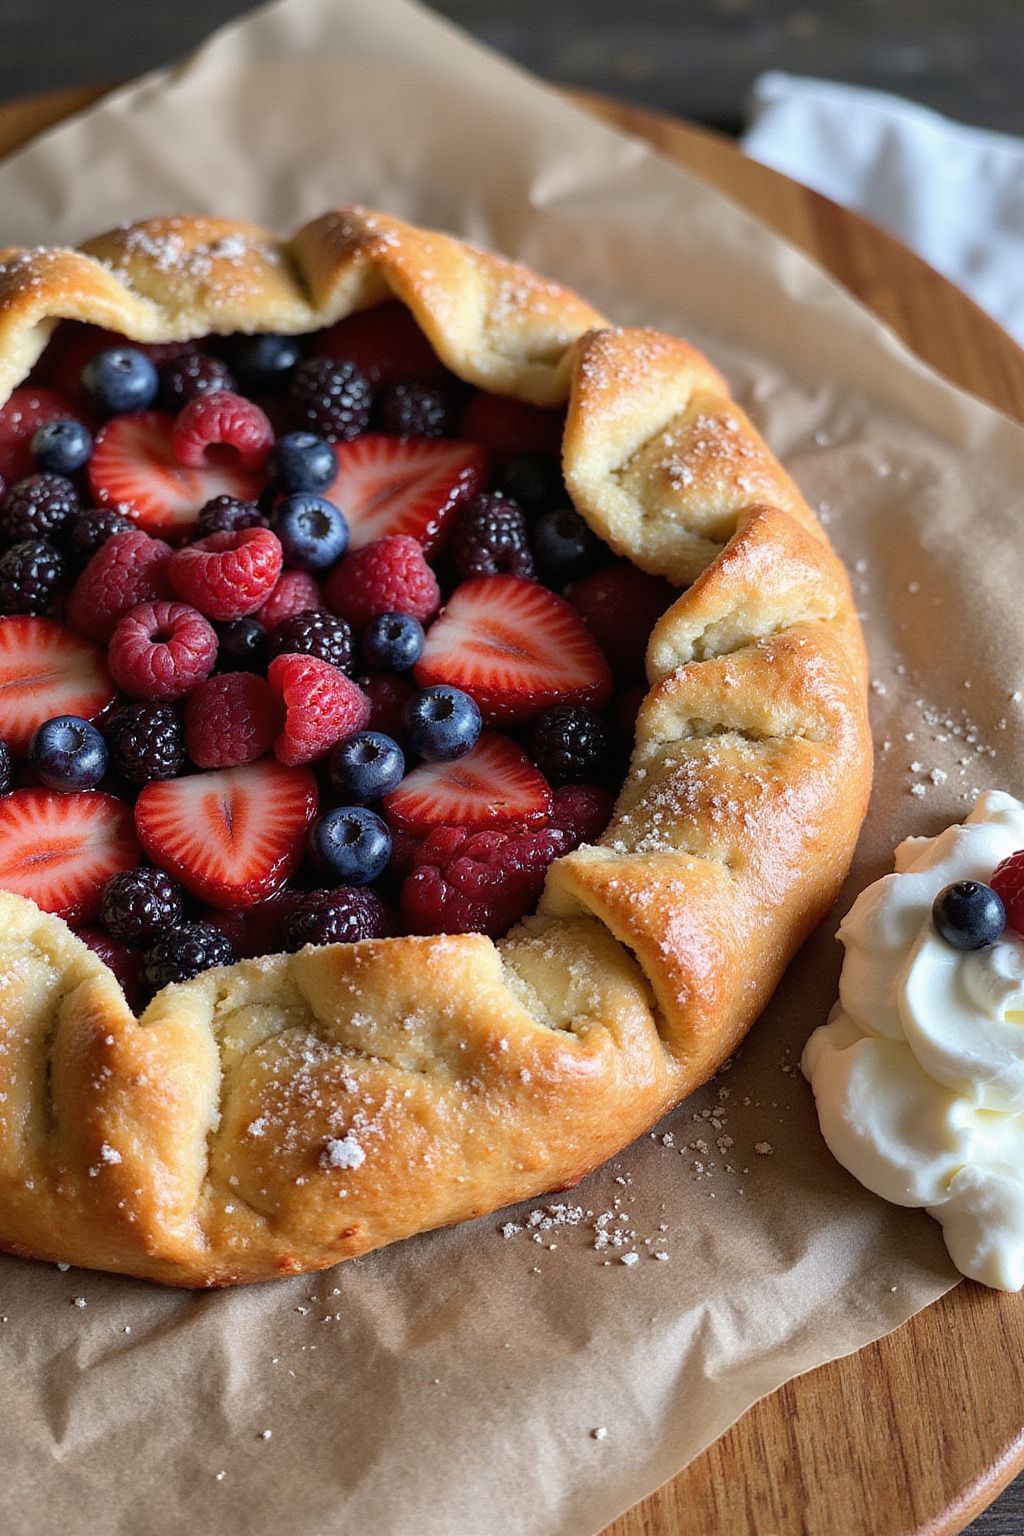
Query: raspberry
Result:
<box><xmin>67</xmin><ymin>530</ymin><xmax>172</xmax><ymax>644</ymax></box>
<box><xmin>267</xmin><ymin>609</ymin><xmax>354</xmax><ymax>671</ymax></box>
<box><xmin>68</xmin><ymin>508</ymin><xmax>135</xmax><ymax>565</ymax></box>
<box><xmin>0</xmin><ymin>474</ymin><xmax>79</xmax><ymax>546</ymax></box>
<box><xmin>548</xmin><ymin>784</ymin><xmax>614</xmax><ymax>847</ymax></box>
<box><xmin>0</xmin><ymin>539</ymin><xmax>65</xmax><ymax>615</ymax></box>
<box><xmin>158</xmin><ymin>353</ymin><xmax>235</xmax><ymax>412</ymax></box>
<box><xmin>377</xmin><ymin>382</ymin><xmax>451</xmax><ymax>439</ymax></box>
<box><xmin>358</xmin><ymin>674</ymin><xmax>415</xmax><ymax>739</ymax></box>
<box><xmin>100</xmin><ymin>866</ymin><xmax>183</xmax><ymax>945</ymax></box>
<box><xmin>289</xmin><ymin>357</ymin><xmax>372</xmax><ymax>442</ymax></box>
<box><xmin>530</xmin><ymin>704</ymin><xmax>610</xmax><ymax>786</ymax></box>
<box><xmin>569</xmin><ymin>562</ymin><xmax>676</xmax><ymax>682</ymax></box>
<box><xmin>108</xmin><ymin>600</ymin><xmax>218</xmax><ymax>701</ymax></box>
<box><xmin>284</xmin><ymin>887</ymin><xmax>394</xmax><ymax>950</ymax></box>
<box><xmin>144</xmin><ymin>921</ymin><xmax>236</xmax><ymax>990</ymax></box>
<box><xmin>74</xmin><ymin>926</ymin><xmax>146</xmax><ymax>1010</ymax></box>
<box><xmin>401</xmin><ymin>824</ymin><xmax>567</xmax><ymax>937</ymax></box>
<box><xmin>103</xmin><ymin>702</ymin><xmax>186</xmax><ymax>786</ymax></box>
<box><xmin>256</xmin><ymin>569</ymin><xmax>322</xmax><ymax>630</ymax></box>
<box><xmin>325</xmin><ymin>535</ymin><xmax>440</xmax><ymax>629</ymax></box>
<box><xmin>452</xmin><ymin>492</ymin><xmax>534</xmax><ymax>580</ymax></box>
<box><xmin>195</xmin><ymin>495</ymin><xmax>266</xmax><ymax>539</ymax></box>
<box><xmin>172</xmin><ymin>391</ymin><xmax>274</xmax><ymax>472</ymax></box>
<box><xmin>184</xmin><ymin>671</ymin><xmax>280</xmax><ymax>769</ymax></box>
<box><xmin>168</xmin><ymin>527</ymin><xmax>283</xmax><ymax>621</ymax></box>
<box><xmin>267</xmin><ymin>653</ymin><xmax>371</xmax><ymax>766</ymax></box>
<box><xmin>991</xmin><ymin>852</ymin><xmax>1024</xmax><ymax>938</ymax></box>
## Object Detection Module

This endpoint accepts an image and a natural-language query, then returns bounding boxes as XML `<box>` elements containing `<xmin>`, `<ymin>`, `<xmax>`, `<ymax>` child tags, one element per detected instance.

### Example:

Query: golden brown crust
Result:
<box><xmin>0</xmin><ymin>209</ymin><xmax>871</xmax><ymax>1285</ymax></box>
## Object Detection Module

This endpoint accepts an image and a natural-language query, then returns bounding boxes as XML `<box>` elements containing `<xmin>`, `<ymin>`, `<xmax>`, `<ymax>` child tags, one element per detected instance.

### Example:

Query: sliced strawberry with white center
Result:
<box><xmin>323</xmin><ymin>434</ymin><xmax>487</xmax><ymax>553</ymax></box>
<box><xmin>134</xmin><ymin>759</ymin><xmax>319</xmax><ymax>908</ymax></box>
<box><xmin>414</xmin><ymin>575</ymin><xmax>613</xmax><ymax>723</ymax></box>
<box><xmin>0</xmin><ymin>790</ymin><xmax>140</xmax><ymax>923</ymax></box>
<box><xmin>0</xmin><ymin>616</ymin><xmax>117</xmax><ymax>754</ymax></box>
<box><xmin>384</xmin><ymin>732</ymin><xmax>552</xmax><ymax>835</ymax></box>
<box><xmin>88</xmin><ymin>411</ymin><xmax>264</xmax><ymax>537</ymax></box>
<box><xmin>0</xmin><ymin>385</ymin><xmax>88</xmax><ymax>484</ymax></box>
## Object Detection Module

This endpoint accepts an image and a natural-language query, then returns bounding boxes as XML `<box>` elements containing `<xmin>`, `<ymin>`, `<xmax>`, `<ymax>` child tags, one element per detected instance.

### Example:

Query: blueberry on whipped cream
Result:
<box><xmin>803</xmin><ymin>790</ymin><xmax>1024</xmax><ymax>1291</ymax></box>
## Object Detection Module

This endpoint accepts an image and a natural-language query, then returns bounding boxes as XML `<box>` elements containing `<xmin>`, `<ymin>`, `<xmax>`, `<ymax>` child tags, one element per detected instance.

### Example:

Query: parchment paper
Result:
<box><xmin>3</xmin><ymin>3</ymin><xmax>1024</xmax><ymax>1533</ymax></box>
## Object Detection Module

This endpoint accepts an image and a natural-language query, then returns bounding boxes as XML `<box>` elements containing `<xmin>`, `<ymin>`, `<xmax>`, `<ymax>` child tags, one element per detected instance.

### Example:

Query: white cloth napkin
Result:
<box><xmin>744</xmin><ymin>71</ymin><xmax>1024</xmax><ymax>345</ymax></box>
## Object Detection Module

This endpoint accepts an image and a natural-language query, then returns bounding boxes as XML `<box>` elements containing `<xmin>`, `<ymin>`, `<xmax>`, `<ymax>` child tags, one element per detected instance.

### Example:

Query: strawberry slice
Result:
<box><xmin>88</xmin><ymin>411</ymin><xmax>264</xmax><ymax>537</ymax></box>
<box><xmin>415</xmin><ymin>575</ymin><xmax>613</xmax><ymax>723</ymax></box>
<box><xmin>0</xmin><ymin>616</ymin><xmax>117</xmax><ymax>754</ymax></box>
<box><xmin>384</xmin><ymin>732</ymin><xmax>552</xmax><ymax>835</ymax></box>
<box><xmin>134</xmin><ymin>758</ymin><xmax>319</xmax><ymax>908</ymax></box>
<box><xmin>323</xmin><ymin>435</ymin><xmax>487</xmax><ymax>553</ymax></box>
<box><xmin>0</xmin><ymin>385</ymin><xmax>88</xmax><ymax>484</ymax></box>
<box><xmin>458</xmin><ymin>391</ymin><xmax>563</xmax><ymax>465</ymax></box>
<box><xmin>0</xmin><ymin>790</ymin><xmax>140</xmax><ymax>922</ymax></box>
<box><xmin>319</xmin><ymin>302</ymin><xmax>446</xmax><ymax>387</ymax></box>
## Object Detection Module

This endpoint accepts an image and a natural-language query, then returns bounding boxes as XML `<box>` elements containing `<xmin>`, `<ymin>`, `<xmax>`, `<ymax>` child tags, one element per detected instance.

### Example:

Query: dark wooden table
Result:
<box><xmin>0</xmin><ymin>0</ymin><xmax>1023</xmax><ymax>137</ymax></box>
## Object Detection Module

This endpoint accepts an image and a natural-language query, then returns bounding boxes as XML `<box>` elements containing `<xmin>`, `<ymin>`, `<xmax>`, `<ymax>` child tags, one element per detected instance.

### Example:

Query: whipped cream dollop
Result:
<box><xmin>803</xmin><ymin>790</ymin><xmax>1024</xmax><ymax>1291</ymax></box>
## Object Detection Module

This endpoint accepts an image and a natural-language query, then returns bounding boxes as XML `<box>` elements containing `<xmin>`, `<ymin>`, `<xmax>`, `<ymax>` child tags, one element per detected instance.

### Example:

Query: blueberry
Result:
<box><xmin>217</xmin><ymin>617</ymin><xmax>268</xmax><ymax>672</ymax></box>
<box><xmin>30</xmin><ymin>419</ymin><xmax>93</xmax><ymax>475</ymax></box>
<box><xmin>272</xmin><ymin>494</ymin><xmax>349</xmax><ymax>571</ymax></box>
<box><xmin>81</xmin><ymin>347</ymin><xmax>159</xmax><ymax>415</ymax></box>
<box><xmin>29</xmin><ymin>714</ymin><xmax>108</xmax><ymax>791</ymax></box>
<box><xmin>308</xmin><ymin>806</ymin><xmax>392</xmax><ymax>886</ymax></box>
<box><xmin>329</xmin><ymin>731</ymin><xmax>405</xmax><ymax>804</ymax></box>
<box><xmin>222</xmin><ymin>333</ymin><xmax>303</xmax><ymax>391</ymax></box>
<box><xmin>532</xmin><ymin>506</ymin><xmax>603</xmax><ymax>588</ymax></box>
<box><xmin>499</xmin><ymin>452</ymin><xmax>564</xmax><ymax>512</ymax></box>
<box><xmin>932</xmin><ymin>881</ymin><xmax>1005</xmax><ymax>950</ymax></box>
<box><xmin>403</xmin><ymin>686</ymin><xmax>481</xmax><ymax>762</ymax></box>
<box><xmin>362</xmin><ymin>612</ymin><xmax>424</xmax><ymax>673</ymax></box>
<box><xmin>269</xmin><ymin>431</ymin><xmax>337</xmax><ymax>494</ymax></box>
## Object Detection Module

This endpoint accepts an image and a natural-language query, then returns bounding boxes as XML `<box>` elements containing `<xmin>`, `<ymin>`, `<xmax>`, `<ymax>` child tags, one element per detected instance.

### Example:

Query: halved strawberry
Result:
<box><xmin>88</xmin><ymin>411</ymin><xmax>264</xmax><ymax>537</ymax></box>
<box><xmin>384</xmin><ymin>732</ymin><xmax>552</xmax><ymax>835</ymax></box>
<box><xmin>322</xmin><ymin>435</ymin><xmax>487</xmax><ymax>553</ymax></box>
<box><xmin>414</xmin><ymin>575</ymin><xmax>613</xmax><ymax>723</ymax></box>
<box><xmin>134</xmin><ymin>759</ymin><xmax>319</xmax><ymax>908</ymax></box>
<box><xmin>319</xmin><ymin>302</ymin><xmax>446</xmax><ymax>387</ymax></box>
<box><xmin>0</xmin><ymin>790</ymin><xmax>139</xmax><ymax>922</ymax></box>
<box><xmin>0</xmin><ymin>616</ymin><xmax>117</xmax><ymax>754</ymax></box>
<box><xmin>0</xmin><ymin>385</ymin><xmax>88</xmax><ymax>483</ymax></box>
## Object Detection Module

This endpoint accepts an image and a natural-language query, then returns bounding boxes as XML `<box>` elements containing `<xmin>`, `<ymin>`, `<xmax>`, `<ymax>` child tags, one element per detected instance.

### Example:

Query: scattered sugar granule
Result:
<box><xmin>258</xmin><ymin>1429</ymin><xmax>272</xmax><ymax>1441</ymax></box>
<box><xmin>754</xmin><ymin>1141</ymin><xmax>773</xmax><ymax>1156</ymax></box>
<box><xmin>653</xmin><ymin>1252</ymin><xmax>670</xmax><ymax>1262</ymax></box>
<box><xmin>320</xmin><ymin>1134</ymin><xmax>365</xmax><ymax>1171</ymax></box>
<box><xmin>72</xmin><ymin>1297</ymin><xmax>87</xmax><ymax>1308</ymax></box>
<box><xmin>215</xmin><ymin>1471</ymin><xmax>226</xmax><ymax>1483</ymax></box>
<box><xmin>247</xmin><ymin>1118</ymin><xmax>267</xmax><ymax>1138</ymax></box>
<box><xmin>591</xmin><ymin>1426</ymin><xmax>608</xmax><ymax>1441</ymax></box>
<box><xmin>910</xmin><ymin>784</ymin><xmax>927</xmax><ymax>798</ymax></box>
<box><xmin>56</xmin><ymin>1262</ymin><xmax>70</xmax><ymax>1272</ymax></box>
<box><xmin>620</xmin><ymin>1252</ymin><xmax>640</xmax><ymax>1267</ymax></box>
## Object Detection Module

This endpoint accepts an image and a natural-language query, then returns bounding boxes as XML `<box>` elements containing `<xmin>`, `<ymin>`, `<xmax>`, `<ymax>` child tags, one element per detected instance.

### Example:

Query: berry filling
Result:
<box><xmin>0</xmin><ymin>308</ymin><xmax>679</xmax><ymax>1002</ymax></box>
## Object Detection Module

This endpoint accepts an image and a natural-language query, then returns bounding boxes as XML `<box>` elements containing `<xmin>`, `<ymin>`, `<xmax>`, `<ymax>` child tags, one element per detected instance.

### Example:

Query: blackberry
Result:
<box><xmin>289</xmin><ymin>357</ymin><xmax>372</xmax><ymax>442</ymax></box>
<box><xmin>100</xmin><ymin>867</ymin><xmax>184</xmax><ymax>946</ymax></box>
<box><xmin>0</xmin><ymin>540</ymin><xmax>65</xmax><ymax>615</ymax></box>
<box><xmin>217</xmin><ymin>616</ymin><xmax>268</xmax><ymax>672</ymax></box>
<box><xmin>69</xmin><ymin>507</ymin><xmax>135</xmax><ymax>565</ymax></box>
<box><xmin>267</xmin><ymin>609</ymin><xmax>354</xmax><ymax>671</ymax></box>
<box><xmin>499</xmin><ymin>452</ymin><xmax>563</xmax><ymax>512</ymax></box>
<box><xmin>0</xmin><ymin>738</ymin><xmax>11</xmax><ymax>795</ymax></box>
<box><xmin>376</xmin><ymin>382</ymin><xmax>451</xmax><ymax>439</ymax></box>
<box><xmin>144</xmin><ymin>921</ymin><xmax>236</xmax><ymax>990</ymax></box>
<box><xmin>451</xmin><ymin>493</ymin><xmax>534</xmax><ymax>580</ymax></box>
<box><xmin>104</xmin><ymin>702</ymin><xmax>186</xmax><ymax>787</ymax></box>
<box><xmin>196</xmin><ymin>495</ymin><xmax>266</xmax><ymax>539</ymax></box>
<box><xmin>0</xmin><ymin>474</ymin><xmax>80</xmax><ymax>546</ymax></box>
<box><xmin>530</xmin><ymin>704</ymin><xmax>611</xmax><ymax>786</ymax></box>
<box><xmin>158</xmin><ymin>352</ymin><xmax>235</xmax><ymax>412</ymax></box>
<box><xmin>532</xmin><ymin>506</ymin><xmax>603</xmax><ymax>588</ymax></box>
<box><xmin>284</xmin><ymin>887</ymin><xmax>394</xmax><ymax>951</ymax></box>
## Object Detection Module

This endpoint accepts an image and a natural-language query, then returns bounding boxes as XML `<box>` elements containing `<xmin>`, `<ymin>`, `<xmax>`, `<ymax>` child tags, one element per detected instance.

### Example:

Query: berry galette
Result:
<box><xmin>0</xmin><ymin>211</ymin><xmax>870</xmax><ymax>1284</ymax></box>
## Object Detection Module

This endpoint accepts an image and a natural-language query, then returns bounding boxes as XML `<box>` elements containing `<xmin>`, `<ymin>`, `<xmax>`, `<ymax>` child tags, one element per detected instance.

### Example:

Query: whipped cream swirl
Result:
<box><xmin>803</xmin><ymin>790</ymin><xmax>1024</xmax><ymax>1290</ymax></box>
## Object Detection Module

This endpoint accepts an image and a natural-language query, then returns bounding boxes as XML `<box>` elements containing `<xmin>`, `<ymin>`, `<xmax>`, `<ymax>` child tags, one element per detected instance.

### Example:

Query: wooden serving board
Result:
<box><xmin>2</xmin><ymin>81</ymin><xmax>1024</xmax><ymax>1536</ymax></box>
